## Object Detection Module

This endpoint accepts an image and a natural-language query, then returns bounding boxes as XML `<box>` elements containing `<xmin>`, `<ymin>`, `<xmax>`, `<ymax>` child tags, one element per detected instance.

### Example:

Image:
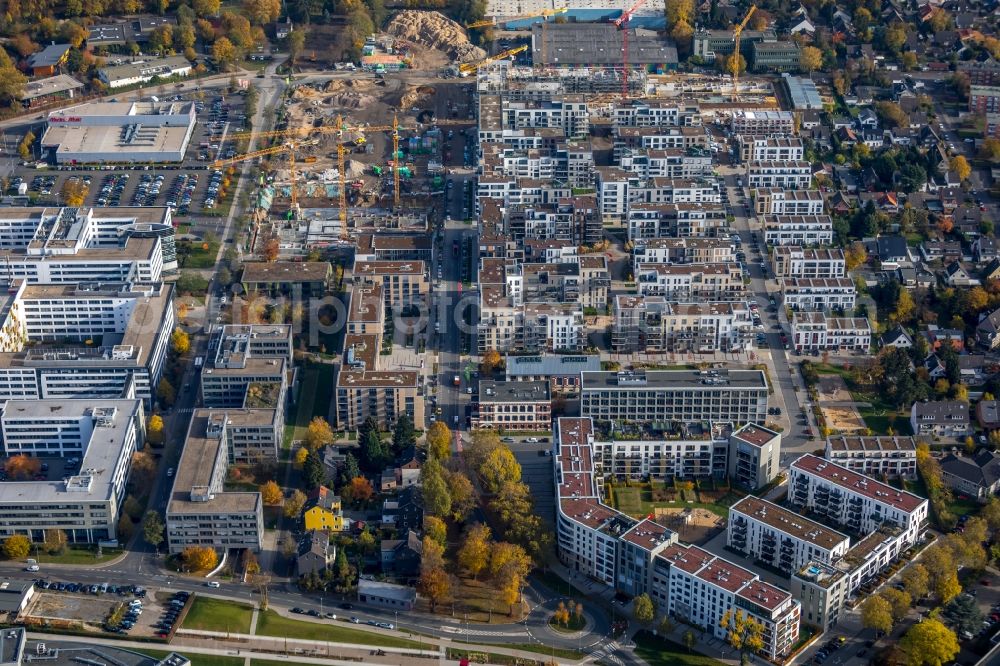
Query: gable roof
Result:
<box><xmin>877</xmin><ymin>235</ymin><xmax>909</xmax><ymax>259</ymax></box>
<box><xmin>880</xmin><ymin>325</ymin><xmax>913</xmax><ymax>346</ymax></box>
<box><xmin>940</xmin><ymin>449</ymin><xmax>1000</xmax><ymax>488</ymax></box>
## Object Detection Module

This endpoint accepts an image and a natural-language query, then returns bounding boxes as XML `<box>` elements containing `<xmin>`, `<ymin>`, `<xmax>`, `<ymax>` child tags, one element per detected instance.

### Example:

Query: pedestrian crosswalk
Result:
<box><xmin>588</xmin><ymin>640</ymin><xmax>625</xmax><ymax>666</ymax></box>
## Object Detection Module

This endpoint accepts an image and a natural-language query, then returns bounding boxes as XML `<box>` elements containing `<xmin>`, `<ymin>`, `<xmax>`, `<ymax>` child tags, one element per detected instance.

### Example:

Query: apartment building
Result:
<box><xmin>970</xmin><ymin>85</ymin><xmax>1000</xmax><ymax>114</ymax></box>
<box><xmin>620</xmin><ymin>150</ymin><xmax>714</xmax><ymax>180</ymax></box>
<box><xmin>753</xmin><ymin>189</ymin><xmax>824</xmax><ymax>216</ymax></box>
<box><xmin>632</xmin><ymin>237</ymin><xmax>736</xmax><ymax>266</ymax></box>
<box><xmin>731</xmin><ymin>110</ymin><xmax>795</xmax><ymax>137</ymax></box>
<box><xmin>505</xmin><ymin>198</ymin><xmax>602</xmax><ymax>245</ymax></box>
<box><xmin>633</xmin><ymin>263</ymin><xmax>746</xmax><ymax>300</ymax></box>
<box><xmin>201</xmin><ymin>325</ymin><xmax>292</xmax><ymax>409</ymax></box>
<box><xmin>772</xmin><ymin>247</ymin><xmax>846</xmax><ymax>279</ymax></box>
<box><xmin>612</xmin><ymin>101</ymin><xmax>702</xmax><ymax>127</ymax></box>
<box><xmin>580</xmin><ymin>369</ymin><xmax>769</xmax><ymax>425</ymax></box>
<box><xmin>762</xmin><ymin>215</ymin><xmax>834</xmax><ymax>246</ymax></box>
<box><xmin>910</xmin><ymin>401</ymin><xmax>970</xmax><ymax>438</ymax></box>
<box><xmin>352</xmin><ymin>260</ymin><xmax>428</xmax><ymax>310</ymax></box>
<box><xmin>746</xmin><ymin>161</ymin><xmax>812</xmax><ymax>188</ymax></box>
<box><xmin>240</xmin><ymin>262</ymin><xmax>332</xmax><ymax>300</ymax></box>
<box><xmin>627</xmin><ymin>203</ymin><xmax>728</xmax><ymax>240</ymax></box>
<box><xmin>611</xmin><ymin>296</ymin><xmax>752</xmax><ymax>354</ymax></box>
<box><xmin>504</xmin><ymin>353</ymin><xmax>601</xmax><ymax>395</ymax></box>
<box><xmin>791</xmin><ymin>312</ymin><xmax>871</xmax><ymax>353</ymax></box>
<box><xmin>501</xmin><ymin>97</ymin><xmax>589</xmax><ymax>136</ymax></box>
<box><xmin>0</xmin><ymin>398</ymin><xmax>141</xmax><ymax>544</ymax></box>
<box><xmin>591</xmin><ymin>421</ymin><xmax>730</xmax><ymax>480</ymax></box>
<box><xmin>613</xmin><ymin>127</ymin><xmax>709</xmax><ymax>156</ymax></box>
<box><xmin>0</xmin><ymin>281</ymin><xmax>174</xmax><ymax>406</ymax></box>
<box><xmin>824</xmin><ymin>435</ymin><xmax>918</xmax><ymax>480</ymax></box>
<box><xmin>346</xmin><ymin>284</ymin><xmax>385</xmax><ymax>337</ymax></box>
<box><xmin>728</xmin><ymin>423</ymin><xmax>781</xmax><ymax>491</ymax></box>
<box><xmin>596</xmin><ymin>169</ymin><xmax>721</xmax><ymax>224</ymax></box>
<box><xmin>519</xmin><ymin>257</ymin><xmax>610</xmax><ymax>310</ymax></box>
<box><xmin>355</xmin><ymin>233</ymin><xmax>433</xmax><ymax>263</ymax></box>
<box><xmin>522</xmin><ymin>302</ymin><xmax>585</xmax><ymax>351</ymax></box>
<box><xmin>729</xmin><ymin>496</ymin><xmax>851</xmax><ymax>573</ymax></box>
<box><xmin>0</xmin><ymin>206</ymin><xmax>168</xmax><ymax>284</ymax></box>
<box><xmin>788</xmin><ymin>454</ymin><xmax>929</xmax><ymax>547</ymax></box>
<box><xmin>474</xmin><ymin>381</ymin><xmax>551</xmax><ymax>431</ymax></box>
<box><xmin>166</xmin><ymin>411</ymin><xmax>263</xmax><ymax>554</ymax></box>
<box><xmin>336</xmin><ymin>369</ymin><xmax>422</xmax><ymax>431</ymax></box>
<box><xmin>782</xmin><ymin>278</ymin><xmax>856</xmax><ymax>312</ymax></box>
<box><xmin>740</xmin><ymin>138</ymin><xmax>805</xmax><ymax>163</ymax></box>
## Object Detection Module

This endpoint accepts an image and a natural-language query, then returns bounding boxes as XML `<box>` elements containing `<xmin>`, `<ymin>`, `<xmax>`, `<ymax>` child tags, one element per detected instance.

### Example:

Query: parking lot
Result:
<box><xmin>6</xmin><ymin>93</ymin><xmax>249</xmax><ymax>221</ymax></box>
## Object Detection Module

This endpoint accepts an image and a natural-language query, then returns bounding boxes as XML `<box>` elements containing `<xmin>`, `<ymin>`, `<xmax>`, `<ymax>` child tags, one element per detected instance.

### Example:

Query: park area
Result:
<box><xmin>283</xmin><ymin>362</ymin><xmax>335</xmax><ymax>448</ymax></box>
<box><xmin>181</xmin><ymin>597</ymin><xmax>253</xmax><ymax>634</ymax></box>
<box><xmin>607</xmin><ymin>481</ymin><xmax>740</xmax><ymax>544</ymax></box>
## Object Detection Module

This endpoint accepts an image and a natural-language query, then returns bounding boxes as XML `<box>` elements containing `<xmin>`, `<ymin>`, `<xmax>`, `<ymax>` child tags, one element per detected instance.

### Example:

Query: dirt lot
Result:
<box><xmin>654</xmin><ymin>507</ymin><xmax>724</xmax><ymax>544</ymax></box>
<box><xmin>818</xmin><ymin>375</ymin><xmax>867</xmax><ymax>433</ymax></box>
<box><xmin>22</xmin><ymin>588</ymin><xmax>174</xmax><ymax>638</ymax></box>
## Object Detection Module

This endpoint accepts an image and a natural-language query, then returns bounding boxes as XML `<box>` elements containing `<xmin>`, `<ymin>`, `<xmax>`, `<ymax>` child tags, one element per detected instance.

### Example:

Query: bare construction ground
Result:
<box><xmin>654</xmin><ymin>507</ymin><xmax>724</xmax><ymax>545</ymax></box>
<box><xmin>818</xmin><ymin>375</ymin><xmax>867</xmax><ymax>433</ymax></box>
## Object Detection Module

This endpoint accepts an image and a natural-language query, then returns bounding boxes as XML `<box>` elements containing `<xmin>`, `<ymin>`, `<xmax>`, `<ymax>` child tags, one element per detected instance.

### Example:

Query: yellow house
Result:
<box><xmin>303</xmin><ymin>485</ymin><xmax>345</xmax><ymax>532</ymax></box>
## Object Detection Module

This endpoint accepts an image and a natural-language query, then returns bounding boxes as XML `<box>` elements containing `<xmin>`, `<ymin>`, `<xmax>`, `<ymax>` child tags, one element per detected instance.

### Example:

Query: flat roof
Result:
<box><xmin>696</xmin><ymin>558</ymin><xmax>757</xmax><ymax>594</ymax></box>
<box><xmin>19</xmin><ymin>75</ymin><xmax>84</xmax><ymax>100</ymax></box>
<box><xmin>737</xmin><ymin>579</ymin><xmax>791</xmax><ymax>612</ymax></box>
<box><xmin>43</xmin><ymin>124</ymin><xmax>191</xmax><ymax>159</ymax></box>
<box><xmin>479</xmin><ymin>380</ymin><xmax>550</xmax><ymax>403</ymax></box>
<box><xmin>827</xmin><ymin>435</ymin><xmax>917</xmax><ymax>454</ymax></box>
<box><xmin>532</xmin><ymin>23</ymin><xmax>678</xmax><ymax>67</ymax></box>
<box><xmin>620</xmin><ymin>518</ymin><xmax>674</xmax><ymax>552</ymax></box>
<box><xmin>505</xmin><ymin>354</ymin><xmax>601</xmax><ymax>376</ymax></box>
<box><xmin>657</xmin><ymin>543</ymin><xmax>714</xmax><ymax>574</ymax></box>
<box><xmin>792</xmin><ymin>454</ymin><xmax>926</xmax><ymax>513</ymax></box>
<box><xmin>358</xmin><ymin>578</ymin><xmax>416</xmax><ymax>602</ymax></box>
<box><xmin>337</xmin><ymin>370</ymin><xmax>419</xmax><ymax>388</ymax></box>
<box><xmin>581</xmin><ymin>369</ymin><xmax>768</xmax><ymax>390</ymax></box>
<box><xmin>731</xmin><ymin>424</ymin><xmax>780</xmax><ymax>448</ymax></box>
<box><xmin>241</xmin><ymin>261</ymin><xmax>332</xmax><ymax>284</ymax></box>
<box><xmin>348</xmin><ymin>284</ymin><xmax>383</xmax><ymax>323</ymax></box>
<box><xmin>354</xmin><ymin>260</ymin><xmax>425</xmax><ymax>276</ymax></box>
<box><xmin>732</xmin><ymin>496</ymin><xmax>849</xmax><ymax>551</ymax></box>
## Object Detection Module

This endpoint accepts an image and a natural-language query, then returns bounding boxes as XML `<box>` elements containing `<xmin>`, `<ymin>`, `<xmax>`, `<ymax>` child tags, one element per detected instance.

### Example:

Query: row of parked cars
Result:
<box><xmin>107</xmin><ymin>597</ymin><xmax>144</xmax><ymax>634</ymax></box>
<box><xmin>166</xmin><ymin>173</ymin><xmax>198</xmax><ymax>215</ymax></box>
<box><xmin>813</xmin><ymin>635</ymin><xmax>850</xmax><ymax>664</ymax></box>
<box><xmin>35</xmin><ymin>579</ymin><xmax>145</xmax><ymax>597</ymax></box>
<box><xmin>204</xmin><ymin>169</ymin><xmax>224</xmax><ymax>210</ymax></box>
<box><xmin>97</xmin><ymin>173</ymin><xmax>130</xmax><ymax>206</ymax></box>
<box><xmin>154</xmin><ymin>590</ymin><xmax>191</xmax><ymax>638</ymax></box>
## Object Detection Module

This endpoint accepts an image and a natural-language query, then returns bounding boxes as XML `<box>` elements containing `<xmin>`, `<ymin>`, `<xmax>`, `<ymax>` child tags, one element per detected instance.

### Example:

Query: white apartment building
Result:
<box><xmin>763</xmin><ymin>215</ymin><xmax>834</xmax><ymax>246</ymax></box>
<box><xmin>592</xmin><ymin>423</ymin><xmax>730</xmax><ymax>480</ymax></box>
<box><xmin>620</xmin><ymin>150</ymin><xmax>714</xmax><ymax>180</ymax></box>
<box><xmin>791</xmin><ymin>312</ymin><xmax>871</xmax><ymax>353</ymax></box>
<box><xmin>731</xmin><ymin>110</ymin><xmax>795</xmax><ymax>137</ymax></box>
<box><xmin>728</xmin><ymin>496</ymin><xmax>851</xmax><ymax>574</ymax></box>
<box><xmin>0</xmin><ymin>398</ymin><xmax>142</xmax><ymax>543</ymax></box>
<box><xmin>825</xmin><ymin>435</ymin><xmax>918</xmax><ymax>480</ymax></box>
<box><xmin>627</xmin><ymin>203</ymin><xmax>728</xmax><ymax>240</ymax></box>
<box><xmin>596</xmin><ymin>169</ymin><xmax>722</xmax><ymax>224</ymax></box>
<box><xmin>580</xmin><ymin>369</ymin><xmax>769</xmax><ymax>425</ymax></box>
<box><xmin>633</xmin><ymin>263</ymin><xmax>746</xmax><ymax>300</ymax></box>
<box><xmin>753</xmin><ymin>189</ymin><xmax>824</xmax><ymax>216</ymax></box>
<box><xmin>740</xmin><ymin>137</ymin><xmax>805</xmax><ymax>162</ymax></box>
<box><xmin>746</xmin><ymin>161</ymin><xmax>812</xmax><ymax>188</ymax></box>
<box><xmin>166</xmin><ymin>411</ymin><xmax>263</xmax><ymax>554</ymax></box>
<box><xmin>611</xmin><ymin>296</ymin><xmax>753</xmax><ymax>354</ymax></box>
<box><xmin>614</xmin><ymin>127</ymin><xmax>709</xmax><ymax>155</ymax></box>
<box><xmin>789</xmin><ymin>454</ymin><xmax>929</xmax><ymax>547</ymax></box>
<box><xmin>782</xmin><ymin>278</ymin><xmax>857</xmax><ymax>312</ymax></box>
<box><xmin>773</xmin><ymin>247</ymin><xmax>846</xmax><ymax>279</ymax></box>
<box><xmin>0</xmin><ymin>206</ymin><xmax>168</xmax><ymax>284</ymax></box>
<box><xmin>728</xmin><ymin>423</ymin><xmax>782</xmax><ymax>491</ymax></box>
<box><xmin>612</xmin><ymin>101</ymin><xmax>702</xmax><ymax>127</ymax></box>
<box><xmin>502</xmin><ymin>97</ymin><xmax>589</xmax><ymax>136</ymax></box>
<box><xmin>632</xmin><ymin>237</ymin><xmax>736</xmax><ymax>266</ymax></box>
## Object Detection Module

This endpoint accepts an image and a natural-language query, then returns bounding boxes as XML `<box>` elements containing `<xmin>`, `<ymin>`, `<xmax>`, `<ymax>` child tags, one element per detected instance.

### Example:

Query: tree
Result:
<box><xmin>490</xmin><ymin>481</ymin><xmax>552</xmax><ymax>561</ymax></box>
<box><xmin>342</xmin><ymin>476</ymin><xmax>373</xmax><ymax>505</ymax></box>
<box><xmin>283</xmin><ymin>489</ymin><xmax>307</xmax><ymax>518</ymax></box>
<box><xmin>942</xmin><ymin>594</ymin><xmax>985</xmax><ymax>635</ymax></box>
<box><xmin>305</xmin><ymin>416</ymin><xmax>334</xmax><ymax>451</ymax></box>
<box><xmin>683</xmin><ymin>629</ymin><xmax>696</xmax><ymax>652</ymax></box>
<box><xmin>420</xmin><ymin>459</ymin><xmax>452</xmax><ymax>517</ymax></box>
<box><xmin>633</xmin><ymin>593</ymin><xmax>656</xmax><ymax>624</ymax></box>
<box><xmin>170</xmin><ymin>327</ymin><xmax>190</xmax><ymax>356</ymax></box>
<box><xmin>262</xmin><ymin>238</ymin><xmax>280</xmax><ymax>262</ymax></box>
<box><xmin>927</xmin><ymin>8</ymin><xmax>952</xmax><ymax>32</ymax></box>
<box><xmin>902</xmin><ymin>563</ymin><xmax>930</xmax><ymax>600</ymax></box>
<box><xmin>891</xmin><ymin>289</ymin><xmax>916</xmax><ymax>326</ymax></box>
<box><xmin>861</xmin><ymin>595</ymin><xmax>894</xmax><ymax>636</ymax></box>
<box><xmin>426</xmin><ymin>421</ymin><xmax>452</xmax><ymax>461</ymax></box>
<box><xmin>41</xmin><ymin>529</ymin><xmax>68</xmax><ymax>555</ymax></box>
<box><xmin>981</xmin><ymin>138</ymin><xmax>1000</xmax><ymax>162</ymax></box>
<box><xmin>880</xmin><ymin>588</ymin><xmax>911</xmax><ymax>623</ymax></box>
<box><xmin>243</xmin><ymin>0</ymin><xmax>282</xmax><ymax>24</ymax></box>
<box><xmin>118</xmin><ymin>513</ymin><xmax>135</xmax><ymax>541</ymax></box>
<box><xmin>358</xmin><ymin>529</ymin><xmax>377</xmax><ymax>554</ymax></box>
<box><xmin>936</xmin><ymin>569</ymin><xmax>962</xmax><ymax>604</ymax></box>
<box><xmin>901</xmin><ymin>51</ymin><xmax>918</xmax><ymax>71</ymax></box>
<box><xmin>303</xmin><ymin>450</ymin><xmax>325</xmax><ymax>489</ymax></box>
<box><xmin>951</xmin><ymin>155</ymin><xmax>972</xmax><ymax>182</ymax></box>
<box><xmin>464</xmin><ymin>430</ymin><xmax>502</xmax><ymax>471</ymax></box>
<box><xmin>479</xmin><ymin>445</ymin><xmax>522</xmax><ymax>493</ymax></box>
<box><xmin>176</xmin><ymin>272</ymin><xmax>209</xmax><ymax>295</ymax></box>
<box><xmin>10</xmin><ymin>34</ymin><xmax>37</xmax><ymax>58</ymax></box>
<box><xmin>665</xmin><ymin>0</ymin><xmax>695</xmax><ymax>27</ymax></box>
<box><xmin>131</xmin><ymin>451</ymin><xmax>157</xmax><ymax>486</ymax></box>
<box><xmin>424</xmin><ymin>515</ymin><xmax>447</xmax><ymax>546</ymax></box>
<box><xmin>142</xmin><ymin>511</ymin><xmax>165</xmax><ymax>548</ymax></box>
<box><xmin>481</xmin><ymin>349</ymin><xmax>502</xmax><ymax>374</ymax></box>
<box><xmin>457</xmin><ymin>523</ymin><xmax>492</xmax><ymax>579</ymax></box>
<box><xmin>845</xmin><ymin>241</ymin><xmax>868</xmax><ymax>270</ymax></box>
<box><xmin>800</xmin><ymin>46</ymin><xmax>822</xmax><ymax>74</ymax></box>
<box><xmin>884</xmin><ymin>22</ymin><xmax>907</xmax><ymax>53</ymax></box>
<box><xmin>899</xmin><ymin>618</ymin><xmax>960</xmax><ymax>666</ymax></box>
<box><xmin>17</xmin><ymin>130</ymin><xmax>34</xmax><ymax>161</ymax></box>
<box><xmin>288</xmin><ymin>29</ymin><xmax>306</xmax><ymax>64</ymax></box>
<box><xmin>490</xmin><ymin>541</ymin><xmax>532</xmax><ymax>615</ymax></box>
<box><xmin>193</xmin><ymin>0</ymin><xmax>221</xmax><ymax>17</ymax></box>
<box><xmin>5</xmin><ymin>455</ymin><xmax>41</xmax><ymax>480</ymax></box>
<box><xmin>147</xmin><ymin>414</ymin><xmax>165</xmax><ymax>445</ymax></box>
<box><xmin>392</xmin><ymin>414</ymin><xmax>416</xmax><ymax>454</ymax></box>
<box><xmin>182</xmin><ymin>545</ymin><xmax>218</xmax><ymax>571</ymax></box>
<box><xmin>61</xmin><ymin>179</ymin><xmax>87</xmax><ymax>206</ymax></box>
<box><xmin>2</xmin><ymin>535</ymin><xmax>30</xmax><ymax>560</ymax></box>
<box><xmin>212</xmin><ymin>36</ymin><xmax>238</xmax><ymax>68</ymax></box>
<box><xmin>259</xmin><ymin>480</ymin><xmax>283</xmax><ymax>505</ymax></box>
<box><xmin>876</xmin><ymin>101</ymin><xmax>908</xmax><ymax>129</ymax></box>
<box><xmin>722</xmin><ymin>53</ymin><xmax>746</xmax><ymax>77</ymax></box>
<box><xmin>294</xmin><ymin>446</ymin><xmax>310</xmax><ymax>466</ymax></box>
<box><xmin>447</xmin><ymin>470</ymin><xmax>476</xmax><ymax>522</ymax></box>
<box><xmin>123</xmin><ymin>496</ymin><xmax>143</xmax><ymax>522</ymax></box>
<box><xmin>157</xmin><ymin>378</ymin><xmax>176</xmax><ymax>408</ymax></box>
<box><xmin>360</xmin><ymin>428</ymin><xmax>389</xmax><ymax>472</ymax></box>
<box><xmin>720</xmin><ymin>609</ymin><xmax>765</xmax><ymax>663</ymax></box>
<box><xmin>418</xmin><ymin>565</ymin><xmax>452</xmax><ymax>612</ymax></box>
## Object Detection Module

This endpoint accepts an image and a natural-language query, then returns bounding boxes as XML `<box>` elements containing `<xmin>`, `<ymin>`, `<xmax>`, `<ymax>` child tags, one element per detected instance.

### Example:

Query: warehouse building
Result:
<box><xmin>0</xmin><ymin>398</ymin><xmax>143</xmax><ymax>544</ymax></box>
<box><xmin>42</xmin><ymin>100</ymin><xmax>197</xmax><ymax>164</ymax></box>
<box><xmin>531</xmin><ymin>23</ymin><xmax>678</xmax><ymax>71</ymax></box>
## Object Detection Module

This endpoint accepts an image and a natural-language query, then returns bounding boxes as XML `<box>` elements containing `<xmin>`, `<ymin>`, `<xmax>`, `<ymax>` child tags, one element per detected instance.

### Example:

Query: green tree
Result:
<box><xmin>899</xmin><ymin>618</ymin><xmax>960</xmax><ymax>666</ymax></box>
<box><xmin>420</xmin><ymin>459</ymin><xmax>452</xmax><ymax>517</ymax></box>
<box><xmin>302</xmin><ymin>450</ymin><xmax>325</xmax><ymax>489</ymax></box>
<box><xmin>142</xmin><ymin>511</ymin><xmax>165</xmax><ymax>548</ymax></box>
<box><xmin>288</xmin><ymin>28</ymin><xmax>306</xmax><ymax>63</ymax></box>
<box><xmin>633</xmin><ymin>593</ymin><xmax>656</xmax><ymax>624</ymax></box>
<box><xmin>392</xmin><ymin>414</ymin><xmax>416</xmax><ymax>455</ymax></box>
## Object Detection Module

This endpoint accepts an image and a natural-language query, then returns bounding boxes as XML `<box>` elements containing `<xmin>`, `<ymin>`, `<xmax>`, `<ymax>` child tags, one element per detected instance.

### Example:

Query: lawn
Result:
<box><xmin>608</xmin><ymin>484</ymin><xmax>735</xmax><ymax>519</ymax></box>
<box><xmin>182</xmin><ymin>597</ymin><xmax>254</xmax><ymax>634</ymax></box>
<box><xmin>254</xmin><ymin>610</ymin><xmax>426</xmax><ymax>649</ymax></box>
<box><xmin>532</xmin><ymin>570</ymin><xmax>587</xmax><ymax>598</ymax></box>
<box><xmin>472</xmin><ymin>642</ymin><xmax>584</xmax><ymax>660</ymax></box>
<box><xmin>633</xmin><ymin>631</ymin><xmax>725</xmax><ymax>666</ymax></box>
<box><xmin>177</xmin><ymin>240</ymin><xmax>221</xmax><ymax>269</ymax></box>
<box><xmin>132</xmin><ymin>649</ymin><xmax>244</xmax><ymax>666</ymax></box>
<box><xmin>36</xmin><ymin>547</ymin><xmax>121</xmax><ymax>565</ymax></box>
<box><xmin>283</xmin><ymin>362</ymin><xmax>334</xmax><ymax>447</ymax></box>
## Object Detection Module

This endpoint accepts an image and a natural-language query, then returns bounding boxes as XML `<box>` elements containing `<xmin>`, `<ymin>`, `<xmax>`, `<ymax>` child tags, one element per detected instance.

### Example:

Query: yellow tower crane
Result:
<box><xmin>467</xmin><ymin>7</ymin><xmax>566</xmax><ymax>65</ymax></box>
<box><xmin>731</xmin><ymin>4</ymin><xmax>757</xmax><ymax>103</ymax></box>
<box><xmin>458</xmin><ymin>45</ymin><xmax>528</xmax><ymax>76</ymax></box>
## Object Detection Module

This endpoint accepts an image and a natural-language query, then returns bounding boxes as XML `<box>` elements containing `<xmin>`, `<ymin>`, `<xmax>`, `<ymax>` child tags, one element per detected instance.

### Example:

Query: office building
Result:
<box><xmin>192</xmin><ymin>407</ymin><xmax>284</xmax><ymax>464</ymax></box>
<box><xmin>580</xmin><ymin>369</ymin><xmax>768</xmax><ymax>425</ymax></box>
<box><xmin>694</xmin><ymin>28</ymin><xmax>774</xmax><ymax>62</ymax></box>
<box><xmin>201</xmin><ymin>325</ymin><xmax>292</xmax><ymax>409</ymax></box>
<box><xmin>166</xmin><ymin>411</ymin><xmax>263</xmax><ymax>554</ymax></box>
<box><xmin>0</xmin><ymin>398</ymin><xmax>143</xmax><ymax>543</ymax></box>
<box><xmin>751</xmin><ymin>41</ymin><xmax>800</xmax><ymax>72</ymax></box>
<box><xmin>474</xmin><ymin>380</ymin><xmax>551</xmax><ymax>431</ymax></box>
<box><xmin>504</xmin><ymin>353</ymin><xmax>601</xmax><ymax>395</ymax></box>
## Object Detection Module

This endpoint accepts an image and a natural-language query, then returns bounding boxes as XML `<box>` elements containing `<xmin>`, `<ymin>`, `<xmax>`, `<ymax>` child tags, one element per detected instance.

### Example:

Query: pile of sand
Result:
<box><xmin>399</xmin><ymin>85</ymin><xmax>435</xmax><ymax>109</ymax></box>
<box><xmin>344</xmin><ymin>159</ymin><xmax>366</xmax><ymax>179</ymax></box>
<box><xmin>385</xmin><ymin>11</ymin><xmax>486</xmax><ymax>63</ymax></box>
<box><xmin>320</xmin><ymin>80</ymin><xmax>378</xmax><ymax>109</ymax></box>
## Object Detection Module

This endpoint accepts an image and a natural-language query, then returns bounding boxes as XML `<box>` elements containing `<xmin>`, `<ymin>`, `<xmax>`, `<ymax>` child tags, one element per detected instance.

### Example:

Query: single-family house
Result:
<box><xmin>925</xmin><ymin>325</ymin><xmax>965</xmax><ymax>352</ymax></box>
<box><xmin>297</xmin><ymin>530</ymin><xmax>335</xmax><ymax>577</ymax></box>
<box><xmin>303</xmin><ymin>485</ymin><xmax>345</xmax><ymax>532</ymax></box>
<box><xmin>381</xmin><ymin>486</ymin><xmax>423</xmax><ymax>532</ymax></box>
<box><xmin>974</xmin><ymin>236</ymin><xmax>1000</xmax><ymax>263</ymax></box>
<box><xmin>977</xmin><ymin>400</ymin><xmax>1000</xmax><ymax>429</ymax></box>
<box><xmin>877</xmin><ymin>235</ymin><xmax>910</xmax><ymax>269</ymax></box>
<box><xmin>27</xmin><ymin>44</ymin><xmax>71</xmax><ymax>77</ymax></box>
<box><xmin>944</xmin><ymin>261</ymin><xmax>980</xmax><ymax>286</ymax></box>
<box><xmin>880</xmin><ymin>325</ymin><xmax>913</xmax><ymax>348</ymax></box>
<box><xmin>380</xmin><ymin>529</ymin><xmax>422</xmax><ymax>577</ymax></box>
<box><xmin>910</xmin><ymin>400</ymin><xmax>970</xmax><ymax>438</ymax></box>
<box><xmin>939</xmin><ymin>449</ymin><xmax>1000</xmax><ymax>501</ymax></box>
<box><xmin>977</xmin><ymin>307</ymin><xmax>1000</xmax><ymax>349</ymax></box>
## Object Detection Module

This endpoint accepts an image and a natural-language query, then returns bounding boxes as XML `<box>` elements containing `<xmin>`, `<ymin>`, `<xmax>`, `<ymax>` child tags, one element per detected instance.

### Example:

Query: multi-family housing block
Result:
<box><xmin>824</xmin><ymin>435</ymin><xmax>918</xmax><ymax>480</ymax></box>
<box><xmin>762</xmin><ymin>215</ymin><xmax>834</xmax><ymax>246</ymax></box>
<box><xmin>739</xmin><ymin>137</ymin><xmax>804</xmax><ymax>162</ymax></box>
<box><xmin>772</xmin><ymin>247</ymin><xmax>846</xmax><ymax>279</ymax></box>
<box><xmin>753</xmin><ymin>188</ymin><xmax>824</xmax><ymax>216</ymax></box>
<box><xmin>731</xmin><ymin>110</ymin><xmax>795</xmax><ymax>137</ymax></box>
<box><xmin>746</xmin><ymin>161</ymin><xmax>812</xmax><ymax>189</ymax></box>
<box><xmin>633</xmin><ymin>263</ymin><xmax>746</xmax><ymax>300</ymax></box>
<box><xmin>632</xmin><ymin>237</ymin><xmax>736</xmax><ymax>266</ymax></box>
<box><xmin>782</xmin><ymin>278</ymin><xmax>857</xmax><ymax>312</ymax></box>
<box><xmin>611</xmin><ymin>296</ymin><xmax>752</xmax><ymax>354</ymax></box>
<box><xmin>627</xmin><ymin>203</ymin><xmax>728</xmax><ymax>240</ymax></box>
<box><xmin>791</xmin><ymin>312</ymin><xmax>871</xmax><ymax>353</ymax></box>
